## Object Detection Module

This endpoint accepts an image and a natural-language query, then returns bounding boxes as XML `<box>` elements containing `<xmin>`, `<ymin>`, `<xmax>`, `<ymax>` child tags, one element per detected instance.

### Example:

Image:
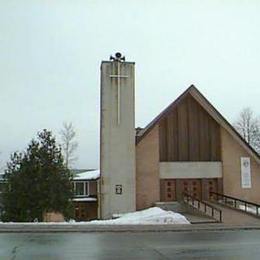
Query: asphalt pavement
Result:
<box><xmin>1</xmin><ymin>230</ymin><xmax>260</xmax><ymax>259</ymax></box>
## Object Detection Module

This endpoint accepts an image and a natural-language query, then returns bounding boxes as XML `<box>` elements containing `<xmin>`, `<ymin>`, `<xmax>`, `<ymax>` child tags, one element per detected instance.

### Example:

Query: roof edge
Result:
<box><xmin>136</xmin><ymin>85</ymin><xmax>195</xmax><ymax>144</ymax></box>
<box><xmin>136</xmin><ymin>85</ymin><xmax>260</xmax><ymax>164</ymax></box>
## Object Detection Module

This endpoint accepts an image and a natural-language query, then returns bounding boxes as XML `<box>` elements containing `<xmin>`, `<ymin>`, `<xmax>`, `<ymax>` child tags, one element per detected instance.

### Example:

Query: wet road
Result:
<box><xmin>1</xmin><ymin>230</ymin><xmax>260</xmax><ymax>259</ymax></box>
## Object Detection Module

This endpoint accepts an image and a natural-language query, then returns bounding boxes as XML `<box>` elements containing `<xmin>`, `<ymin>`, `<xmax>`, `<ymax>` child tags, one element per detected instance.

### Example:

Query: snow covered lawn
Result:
<box><xmin>89</xmin><ymin>207</ymin><xmax>190</xmax><ymax>225</ymax></box>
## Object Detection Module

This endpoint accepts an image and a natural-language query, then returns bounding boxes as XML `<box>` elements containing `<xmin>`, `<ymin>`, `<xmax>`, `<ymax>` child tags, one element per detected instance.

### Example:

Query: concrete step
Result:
<box><xmin>155</xmin><ymin>201</ymin><xmax>217</xmax><ymax>224</ymax></box>
<box><xmin>155</xmin><ymin>201</ymin><xmax>188</xmax><ymax>213</ymax></box>
<box><xmin>182</xmin><ymin>213</ymin><xmax>217</xmax><ymax>224</ymax></box>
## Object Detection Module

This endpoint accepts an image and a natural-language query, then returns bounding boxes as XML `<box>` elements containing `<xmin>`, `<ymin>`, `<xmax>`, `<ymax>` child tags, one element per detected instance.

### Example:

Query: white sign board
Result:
<box><xmin>241</xmin><ymin>157</ymin><xmax>251</xmax><ymax>189</ymax></box>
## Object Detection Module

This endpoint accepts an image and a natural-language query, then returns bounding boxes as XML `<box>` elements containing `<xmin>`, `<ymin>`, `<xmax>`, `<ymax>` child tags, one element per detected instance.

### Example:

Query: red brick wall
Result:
<box><xmin>136</xmin><ymin>126</ymin><xmax>160</xmax><ymax>209</ymax></box>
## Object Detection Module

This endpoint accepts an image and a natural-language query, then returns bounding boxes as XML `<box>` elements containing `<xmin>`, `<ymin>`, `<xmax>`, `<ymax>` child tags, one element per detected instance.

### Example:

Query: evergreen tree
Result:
<box><xmin>1</xmin><ymin>129</ymin><xmax>74</xmax><ymax>222</ymax></box>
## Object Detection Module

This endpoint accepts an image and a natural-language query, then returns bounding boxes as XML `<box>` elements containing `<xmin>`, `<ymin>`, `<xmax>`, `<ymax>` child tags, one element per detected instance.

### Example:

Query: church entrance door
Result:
<box><xmin>203</xmin><ymin>178</ymin><xmax>219</xmax><ymax>200</ymax></box>
<box><xmin>180</xmin><ymin>179</ymin><xmax>202</xmax><ymax>200</ymax></box>
<box><xmin>160</xmin><ymin>179</ymin><xmax>176</xmax><ymax>201</ymax></box>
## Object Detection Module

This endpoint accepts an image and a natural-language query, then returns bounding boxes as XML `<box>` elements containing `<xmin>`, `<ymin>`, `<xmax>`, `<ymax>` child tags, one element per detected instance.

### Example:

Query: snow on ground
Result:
<box><xmin>0</xmin><ymin>207</ymin><xmax>190</xmax><ymax>225</ymax></box>
<box><xmin>73</xmin><ymin>170</ymin><xmax>100</xmax><ymax>181</ymax></box>
<box><xmin>89</xmin><ymin>207</ymin><xmax>190</xmax><ymax>225</ymax></box>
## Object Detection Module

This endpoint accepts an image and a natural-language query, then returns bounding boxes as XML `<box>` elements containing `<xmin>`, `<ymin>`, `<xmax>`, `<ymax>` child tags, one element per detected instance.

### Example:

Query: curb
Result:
<box><xmin>0</xmin><ymin>224</ymin><xmax>260</xmax><ymax>233</ymax></box>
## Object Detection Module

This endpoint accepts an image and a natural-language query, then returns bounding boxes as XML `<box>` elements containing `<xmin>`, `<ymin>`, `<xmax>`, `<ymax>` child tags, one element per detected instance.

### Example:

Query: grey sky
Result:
<box><xmin>1</xmin><ymin>0</ymin><xmax>260</xmax><ymax>170</ymax></box>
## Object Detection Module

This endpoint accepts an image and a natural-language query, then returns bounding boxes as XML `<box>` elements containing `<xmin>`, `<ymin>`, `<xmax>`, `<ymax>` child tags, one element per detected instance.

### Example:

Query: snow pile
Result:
<box><xmin>0</xmin><ymin>207</ymin><xmax>190</xmax><ymax>225</ymax></box>
<box><xmin>73</xmin><ymin>170</ymin><xmax>100</xmax><ymax>181</ymax></box>
<box><xmin>90</xmin><ymin>207</ymin><xmax>190</xmax><ymax>225</ymax></box>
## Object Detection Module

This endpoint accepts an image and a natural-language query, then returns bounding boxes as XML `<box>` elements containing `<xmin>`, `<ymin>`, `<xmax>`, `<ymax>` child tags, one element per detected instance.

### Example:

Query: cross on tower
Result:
<box><xmin>109</xmin><ymin>54</ymin><xmax>128</xmax><ymax>125</ymax></box>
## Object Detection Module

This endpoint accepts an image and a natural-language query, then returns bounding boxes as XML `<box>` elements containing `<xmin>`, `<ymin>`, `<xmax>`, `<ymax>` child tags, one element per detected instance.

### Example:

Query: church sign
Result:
<box><xmin>241</xmin><ymin>157</ymin><xmax>252</xmax><ymax>189</ymax></box>
<box><xmin>115</xmin><ymin>184</ymin><xmax>122</xmax><ymax>195</ymax></box>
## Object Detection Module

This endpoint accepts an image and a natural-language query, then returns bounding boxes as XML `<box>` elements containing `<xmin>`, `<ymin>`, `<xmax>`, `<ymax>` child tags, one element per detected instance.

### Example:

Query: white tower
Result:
<box><xmin>100</xmin><ymin>53</ymin><xmax>136</xmax><ymax>219</ymax></box>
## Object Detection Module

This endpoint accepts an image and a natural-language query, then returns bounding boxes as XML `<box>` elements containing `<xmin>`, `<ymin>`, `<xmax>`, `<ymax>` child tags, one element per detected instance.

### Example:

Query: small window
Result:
<box><xmin>74</xmin><ymin>181</ymin><xmax>89</xmax><ymax>196</ymax></box>
<box><xmin>85</xmin><ymin>182</ymin><xmax>89</xmax><ymax>195</ymax></box>
<box><xmin>75</xmin><ymin>182</ymin><xmax>84</xmax><ymax>196</ymax></box>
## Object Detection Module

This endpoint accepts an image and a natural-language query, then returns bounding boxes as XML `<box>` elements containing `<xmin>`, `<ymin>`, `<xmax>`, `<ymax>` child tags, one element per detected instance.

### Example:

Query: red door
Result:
<box><xmin>160</xmin><ymin>179</ymin><xmax>176</xmax><ymax>201</ymax></box>
<box><xmin>181</xmin><ymin>179</ymin><xmax>202</xmax><ymax>200</ymax></box>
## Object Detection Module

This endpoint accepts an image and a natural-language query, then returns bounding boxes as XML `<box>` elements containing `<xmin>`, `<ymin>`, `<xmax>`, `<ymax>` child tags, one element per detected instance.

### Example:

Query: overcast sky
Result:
<box><xmin>1</xmin><ymin>0</ymin><xmax>260</xmax><ymax>170</ymax></box>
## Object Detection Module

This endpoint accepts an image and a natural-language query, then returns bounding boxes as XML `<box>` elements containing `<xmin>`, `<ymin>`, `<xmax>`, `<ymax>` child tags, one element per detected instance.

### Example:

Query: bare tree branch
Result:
<box><xmin>59</xmin><ymin>122</ymin><xmax>78</xmax><ymax>168</ymax></box>
<box><xmin>233</xmin><ymin>107</ymin><xmax>260</xmax><ymax>154</ymax></box>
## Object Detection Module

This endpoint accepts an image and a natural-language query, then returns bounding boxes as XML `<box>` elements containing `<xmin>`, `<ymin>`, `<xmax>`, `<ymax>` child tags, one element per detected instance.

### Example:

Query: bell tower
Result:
<box><xmin>100</xmin><ymin>53</ymin><xmax>136</xmax><ymax>219</ymax></box>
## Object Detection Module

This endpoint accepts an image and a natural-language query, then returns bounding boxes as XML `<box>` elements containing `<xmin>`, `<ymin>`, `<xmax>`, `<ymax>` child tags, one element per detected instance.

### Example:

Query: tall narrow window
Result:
<box><xmin>85</xmin><ymin>182</ymin><xmax>89</xmax><ymax>196</ymax></box>
<box><xmin>75</xmin><ymin>182</ymin><xmax>84</xmax><ymax>196</ymax></box>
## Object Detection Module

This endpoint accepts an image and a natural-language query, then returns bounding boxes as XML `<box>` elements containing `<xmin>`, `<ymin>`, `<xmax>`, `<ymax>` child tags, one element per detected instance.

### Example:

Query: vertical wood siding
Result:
<box><xmin>159</xmin><ymin>94</ymin><xmax>220</xmax><ymax>161</ymax></box>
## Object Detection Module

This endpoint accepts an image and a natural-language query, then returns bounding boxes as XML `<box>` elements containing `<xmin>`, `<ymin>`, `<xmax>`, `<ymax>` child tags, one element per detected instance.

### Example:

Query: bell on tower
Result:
<box><xmin>109</xmin><ymin>52</ymin><xmax>125</xmax><ymax>62</ymax></box>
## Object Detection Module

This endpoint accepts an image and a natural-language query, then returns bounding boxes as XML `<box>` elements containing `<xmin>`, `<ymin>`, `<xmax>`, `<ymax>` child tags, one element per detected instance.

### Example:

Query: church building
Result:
<box><xmin>99</xmin><ymin>53</ymin><xmax>260</xmax><ymax>219</ymax></box>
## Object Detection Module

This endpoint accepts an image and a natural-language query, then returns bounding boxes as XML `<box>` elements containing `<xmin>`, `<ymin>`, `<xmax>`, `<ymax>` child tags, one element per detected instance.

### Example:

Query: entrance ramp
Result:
<box><xmin>206</xmin><ymin>201</ymin><xmax>260</xmax><ymax>225</ymax></box>
<box><xmin>155</xmin><ymin>201</ymin><xmax>217</xmax><ymax>224</ymax></box>
<box><xmin>209</xmin><ymin>192</ymin><xmax>260</xmax><ymax>225</ymax></box>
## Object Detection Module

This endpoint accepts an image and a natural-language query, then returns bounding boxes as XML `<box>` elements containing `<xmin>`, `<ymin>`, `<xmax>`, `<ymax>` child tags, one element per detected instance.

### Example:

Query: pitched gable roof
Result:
<box><xmin>136</xmin><ymin>85</ymin><xmax>260</xmax><ymax>164</ymax></box>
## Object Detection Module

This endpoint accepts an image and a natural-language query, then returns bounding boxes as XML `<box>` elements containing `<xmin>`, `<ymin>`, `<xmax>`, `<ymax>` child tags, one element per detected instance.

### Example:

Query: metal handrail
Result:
<box><xmin>210</xmin><ymin>192</ymin><xmax>260</xmax><ymax>216</ymax></box>
<box><xmin>183</xmin><ymin>192</ymin><xmax>222</xmax><ymax>223</ymax></box>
